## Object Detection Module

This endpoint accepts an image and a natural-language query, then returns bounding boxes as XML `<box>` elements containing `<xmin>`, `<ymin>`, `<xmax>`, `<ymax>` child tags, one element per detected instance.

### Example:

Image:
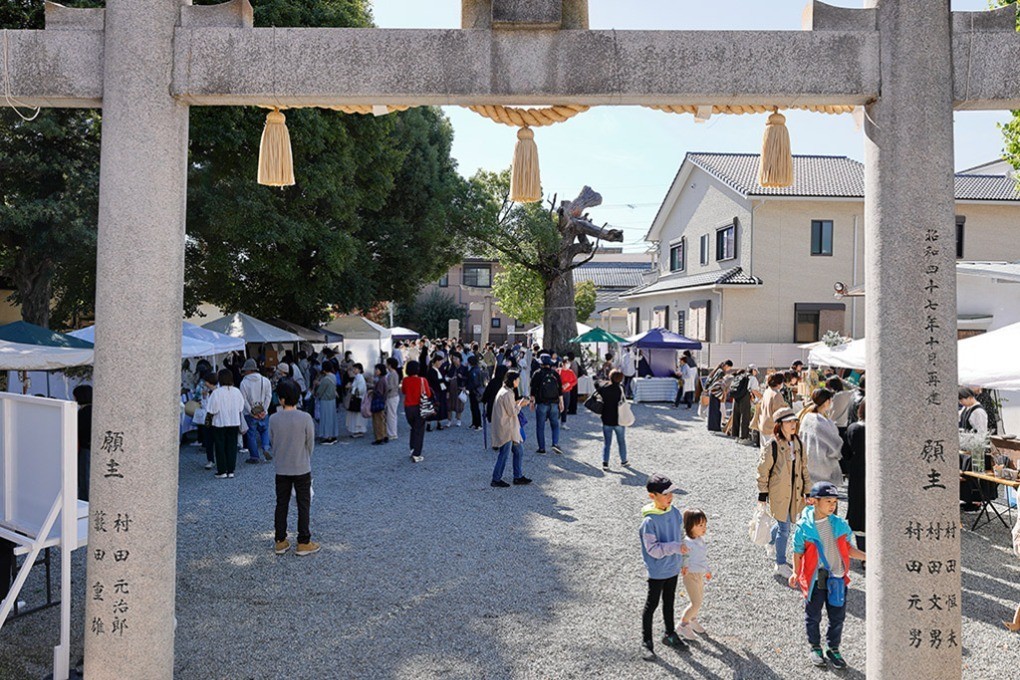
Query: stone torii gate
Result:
<box><xmin>4</xmin><ymin>0</ymin><xmax>1020</xmax><ymax>677</ymax></box>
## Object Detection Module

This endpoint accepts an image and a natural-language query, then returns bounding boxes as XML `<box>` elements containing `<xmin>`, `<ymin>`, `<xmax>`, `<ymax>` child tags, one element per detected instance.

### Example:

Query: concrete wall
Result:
<box><xmin>955</xmin><ymin>202</ymin><xmax>1020</xmax><ymax>261</ymax></box>
<box><xmin>655</xmin><ymin>168</ymin><xmax>751</xmax><ymax>278</ymax></box>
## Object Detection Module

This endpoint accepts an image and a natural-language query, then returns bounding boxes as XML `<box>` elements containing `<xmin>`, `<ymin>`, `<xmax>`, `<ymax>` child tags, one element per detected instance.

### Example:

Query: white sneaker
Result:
<box><xmin>766</xmin><ymin>543</ymin><xmax>777</xmax><ymax>561</ymax></box>
<box><xmin>677</xmin><ymin>623</ymin><xmax>696</xmax><ymax>640</ymax></box>
<box><xmin>413</xmin><ymin>456</ymin><xmax>424</xmax><ymax>463</ymax></box>
<box><xmin>204</xmin><ymin>461</ymin><xmax>214</xmax><ymax>470</ymax></box>
<box><xmin>561</xmin><ymin>423</ymin><xmax>570</xmax><ymax>429</ymax></box>
<box><xmin>774</xmin><ymin>563</ymin><xmax>793</xmax><ymax>579</ymax></box>
<box><xmin>689</xmin><ymin>619</ymin><xmax>706</xmax><ymax>634</ymax></box>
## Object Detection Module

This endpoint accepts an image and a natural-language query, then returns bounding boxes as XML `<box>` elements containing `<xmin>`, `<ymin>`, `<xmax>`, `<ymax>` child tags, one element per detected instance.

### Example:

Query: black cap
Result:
<box><xmin>646</xmin><ymin>474</ymin><xmax>681</xmax><ymax>495</ymax></box>
<box><xmin>808</xmin><ymin>481</ymin><xmax>839</xmax><ymax>499</ymax></box>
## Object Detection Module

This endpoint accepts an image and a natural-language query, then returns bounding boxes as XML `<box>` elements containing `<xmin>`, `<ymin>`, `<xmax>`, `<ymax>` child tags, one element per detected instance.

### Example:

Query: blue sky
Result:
<box><xmin>371</xmin><ymin>1</ymin><xmax>1013</xmax><ymax>250</ymax></box>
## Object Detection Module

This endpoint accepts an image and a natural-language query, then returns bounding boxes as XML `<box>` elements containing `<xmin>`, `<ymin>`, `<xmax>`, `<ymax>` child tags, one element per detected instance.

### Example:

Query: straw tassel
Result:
<box><xmin>510</xmin><ymin>126</ymin><xmax>542</xmax><ymax>203</ymax></box>
<box><xmin>757</xmin><ymin>109</ymin><xmax>793</xmax><ymax>188</ymax></box>
<box><xmin>257</xmin><ymin>108</ymin><xmax>295</xmax><ymax>187</ymax></box>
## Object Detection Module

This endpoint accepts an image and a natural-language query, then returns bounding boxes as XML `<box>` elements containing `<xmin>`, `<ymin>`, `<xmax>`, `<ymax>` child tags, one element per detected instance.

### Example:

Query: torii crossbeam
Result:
<box><xmin>2</xmin><ymin>1</ymin><xmax>1018</xmax><ymax>678</ymax></box>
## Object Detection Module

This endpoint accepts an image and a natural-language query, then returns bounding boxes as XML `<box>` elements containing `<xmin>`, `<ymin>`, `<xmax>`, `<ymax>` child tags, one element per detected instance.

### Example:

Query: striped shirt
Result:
<box><xmin>815</xmin><ymin>516</ymin><xmax>845</xmax><ymax>578</ymax></box>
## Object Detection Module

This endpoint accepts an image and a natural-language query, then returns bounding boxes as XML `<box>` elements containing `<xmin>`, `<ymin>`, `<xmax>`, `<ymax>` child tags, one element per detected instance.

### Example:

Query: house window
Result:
<box><xmin>438</xmin><ymin>273</ymin><xmax>449</xmax><ymax>287</ymax></box>
<box><xmin>811</xmin><ymin>220</ymin><xmax>834</xmax><ymax>256</ymax></box>
<box><xmin>669</xmin><ymin>239</ymin><xmax>686</xmax><ymax>272</ymax></box>
<box><xmin>715</xmin><ymin>224</ymin><xmax>736</xmax><ymax>261</ymax></box>
<box><xmin>491</xmin><ymin>318</ymin><xmax>501</xmax><ymax>328</ymax></box>
<box><xmin>700</xmin><ymin>234</ymin><xmax>710</xmax><ymax>265</ymax></box>
<box><xmin>463</xmin><ymin>264</ymin><xmax>491</xmax><ymax>288</ymax></box>
<box><xmin>795</xmin><ymin>311</ymin><xmax>820</xmax><ymax>343</ymax></box>
<box><xmin>956</xmin><ymin>216</ymin><xmax>966</xmax><ymax>259</ymax></box>
<box><xmin>794</xmin><ymin>303</ymin><xmax>846</xmax><ymax>343</ymax></box>
<box><xmin>677</xmin><ymin>310</ymin><xmax>686</xmax><ymax>336</ymax></box>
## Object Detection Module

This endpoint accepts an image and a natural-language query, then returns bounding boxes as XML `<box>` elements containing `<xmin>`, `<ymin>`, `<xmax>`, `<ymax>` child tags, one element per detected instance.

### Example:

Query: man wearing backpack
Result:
<box><xmin>530</xmin><ymin>354</ymin><xmax>564</xmax><ymax>454</ymax></box>
<box><xmin>730</xmin><ymin>365</ymin><xmax>760</xmax><ymax>443</ymax></box>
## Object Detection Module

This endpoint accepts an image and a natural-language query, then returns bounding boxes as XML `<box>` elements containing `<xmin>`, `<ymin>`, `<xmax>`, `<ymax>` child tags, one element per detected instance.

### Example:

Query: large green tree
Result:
<box><xmin>493</xmin><ymin>264</ymin><xmax>598</xmax><ymax>326</ymax></box>
<box><xmin>186</xmin><ymin>0</ymin><xmax>472</xmax><ymax>326</ymax></box>
<box><xmin>1</xmin><ymin>0</ymin><xmax>475</xmax><ymax>330</ymax></box>
<box><xmin>0</xmin><ymin>0</ymin><xmax>102</xmax><ymax>328</ymax></box>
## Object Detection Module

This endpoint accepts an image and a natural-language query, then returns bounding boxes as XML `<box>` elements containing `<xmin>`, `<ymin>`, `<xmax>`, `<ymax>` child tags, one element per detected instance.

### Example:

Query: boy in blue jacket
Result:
<box><xmin>789</xmin><ymin>482</ymin><xmax>867</xmax><ymax>670</ymax></box>
<box><xmin>639</xmin><ymin>474</ymin><xmax>689</xmax><ymax>660</ymax></box>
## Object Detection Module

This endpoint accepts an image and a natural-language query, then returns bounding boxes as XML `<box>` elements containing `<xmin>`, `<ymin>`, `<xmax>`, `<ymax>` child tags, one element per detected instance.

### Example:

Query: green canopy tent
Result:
<box><xmin>570</xmin><ymin>327</ymin><xmax>629</xmax><ymax>344</ymax></box>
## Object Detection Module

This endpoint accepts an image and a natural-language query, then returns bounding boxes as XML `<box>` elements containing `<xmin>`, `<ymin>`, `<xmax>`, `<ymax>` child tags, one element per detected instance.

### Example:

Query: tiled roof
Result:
<box><xmin>686</xmin><ymin>153</ymin><xmax>1020</xmax><ymax>201</ymax></box>
<box><xmin>622</xmin><ymin>266</ymin><xmax>762</xmax><ymax>298</ymax></box>
<box><xmin>688</xmin><ymin>153</ymin><xmax>865</xmax><ymax>198</ymax></box>
<box><xmin>574</xmin><ymin>261</ymin><xmax>654</xmax><ymax>289</ymax></box>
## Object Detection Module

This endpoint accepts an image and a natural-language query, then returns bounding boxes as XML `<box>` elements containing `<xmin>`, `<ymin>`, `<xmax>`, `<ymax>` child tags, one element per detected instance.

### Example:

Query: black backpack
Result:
<box><xmin>731</xmin><ymin>375</ymin><xmax>751</xmax><ymax>401</ymax></box>
<box><xmin>537</xmin><ymin>369</ymin><xmax>561</xmax><ymax>402</ymax></box>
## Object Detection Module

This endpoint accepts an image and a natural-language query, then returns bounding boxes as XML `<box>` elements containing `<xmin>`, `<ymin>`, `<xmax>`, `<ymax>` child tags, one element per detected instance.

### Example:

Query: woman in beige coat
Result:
<box><xmin>754</xmin><ymin>372</ymin><xmax>788</xmax><ymax>446</ymax></box>
<box><xmin>756</xmin><ymin>407</ymin><xmax>811</xmax><ymax>579</ymax></box>
<box><xmin>491</xmin><ymin>370</ymin><xmax>532</xmax><ymax>488</ymax></box>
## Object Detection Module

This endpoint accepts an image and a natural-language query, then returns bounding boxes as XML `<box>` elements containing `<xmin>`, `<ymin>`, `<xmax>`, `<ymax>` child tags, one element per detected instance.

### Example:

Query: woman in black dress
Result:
<box><xmin>842</xmin><ymin>398</ymin><xmax>866</xmax><ymax>552</ymax></box>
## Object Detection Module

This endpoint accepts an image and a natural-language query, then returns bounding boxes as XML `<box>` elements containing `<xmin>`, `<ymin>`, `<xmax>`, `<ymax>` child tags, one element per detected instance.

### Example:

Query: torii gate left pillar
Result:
<box><xmin>84</xmin><ymin>1</ymin><xmax>189</xmax><ymax>678</ymax></box>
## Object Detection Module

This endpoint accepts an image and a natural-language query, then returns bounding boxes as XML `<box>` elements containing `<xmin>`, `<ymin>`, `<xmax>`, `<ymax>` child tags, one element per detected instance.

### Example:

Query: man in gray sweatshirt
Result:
<box><xmin>269</xmin><ymin>378</ymin><xmax>319</xmax><ymax>556</ymax></box>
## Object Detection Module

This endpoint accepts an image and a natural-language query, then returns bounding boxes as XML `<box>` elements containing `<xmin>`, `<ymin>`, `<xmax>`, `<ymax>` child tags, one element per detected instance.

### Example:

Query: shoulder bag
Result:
<box><xmin>418</xmin><ymin>378</ymin><xmax>436</xmax><ymax>418</ymax></box>
<box><xmin>618</xmin><ymin>393</ymin><xmax>636</xmax><ymax>427</ymax></box>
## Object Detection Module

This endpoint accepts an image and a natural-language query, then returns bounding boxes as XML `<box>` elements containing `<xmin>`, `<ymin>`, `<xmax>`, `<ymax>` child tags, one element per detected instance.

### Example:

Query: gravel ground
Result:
<box><xmin>2</xmin><ymin>403</ymin><xmax>1019</xmax><ymax>679</ymax></box>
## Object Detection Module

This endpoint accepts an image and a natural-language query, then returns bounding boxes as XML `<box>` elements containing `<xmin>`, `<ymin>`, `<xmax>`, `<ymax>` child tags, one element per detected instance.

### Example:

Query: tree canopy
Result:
<box><xmin>1</xmin><ymin>0</ymin><xmax>477</xmax><ymax>328</ymax></box>
<box><xmin>493</xmin><ymin>265</ymin><xmax>598</xmax><ymax>326</ymax></box>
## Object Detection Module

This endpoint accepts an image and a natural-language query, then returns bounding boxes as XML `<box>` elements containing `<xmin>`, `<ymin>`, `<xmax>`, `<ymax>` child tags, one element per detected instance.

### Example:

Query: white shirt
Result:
<box><xmin>748</xmin><ymin>375</ymin><xmax>761</xmax><ymax>398</ymax></box>
<box><xmin>621</xmin><ymin>351</ymin><xmax>636</xmax><ymax>377</ymax></box>
<box><xmin>351</xmin><ymin>373</ymin><xmax>367</xmax><ymax>398</ymax></box>
<box><xmin>206</xmin><ymin>386</ymin><xmax>246</xmax><ymax>428</ymax></box>
<box><xmin>680</xmin><ymin>364</ymin><xmax>697</xmax><ymax>392</ymax></box>
<box><xmin>965</xmin><ymin>406</ymin><xmax>989</xmax><ymax>437</ymax></box>
<box><xmin>239</xmin><ymin>374</ymin><xmax>272</xmax><ymax>416</ymax></box>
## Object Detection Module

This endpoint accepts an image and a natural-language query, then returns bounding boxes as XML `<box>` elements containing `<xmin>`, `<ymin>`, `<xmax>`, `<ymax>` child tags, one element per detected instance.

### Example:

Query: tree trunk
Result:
<box><xmin>15</xmin><ymin>254</ymin><xmax>53</xmax><ymax>328</ymax></box>
<box><xmin>542</xmin><ymin>268</ymin><xmax>577</xmax><ymax>353</ymax></box>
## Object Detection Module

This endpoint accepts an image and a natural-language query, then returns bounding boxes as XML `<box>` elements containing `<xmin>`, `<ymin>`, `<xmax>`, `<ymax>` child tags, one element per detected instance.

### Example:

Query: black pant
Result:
<box><xmin>731</xmin><ymin>395</ymin><xmax>752</xmax><ymax>439</ymax></box>
<box><xmin>275</xmin><ymin>472</ymin><xmax>312</xmax><ymax>544</ymax></box>
<box><xmin>197</xmin><ymin>424</ymin><xmax>214</xmax><ymax>463</ymax></box>
<box><xmin>567</xmin><ymin>386</ymin><xmax>578</xmax><ymax>415</ymax></box>
<box><xmin>212</xmin><ymin>426</ymin><xmax>239</xmax><ymax>474</ymax></box>
<box><xmin>77</xmin><ymin>447</ymin><xmax>91</xmax><ymax>502</ymax></box>
<box><xmin>0</xmin><ymin>539</ymin><xmax>13</xmax><ymax>603</ymax></box>
<box><xmin>642</xmin><ymin>575</ymin><xmax>678</xmax><ymax>646</ymax></box>
<box><xmin>707</xmin><ymin>396</ymin><xmax>722</xmax><ymax>431</ymax></box>
<box><xmin>469</xmin><ymin>392</ymin><xmax>482</xmax><ymax>428</ymax></box>
<box><xmin>405</xmin><ymin>405</ymin><xmax>426</xmax><ymax>456</ymax></box>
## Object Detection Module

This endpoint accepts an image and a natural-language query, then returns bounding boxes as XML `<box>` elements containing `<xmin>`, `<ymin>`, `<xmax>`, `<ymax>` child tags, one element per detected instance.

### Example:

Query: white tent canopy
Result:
<box><xmin>202</xmin><ymin>313</ymin><xmax>303</xmax><ymax>344</ymax></box>
<box><xmin>69</xmin><ymin>324</ymin><xmax>227</xmax><ymax>359</ymax></box>
<box><xmin>182</xmin><ymin>322</ymin><xmax>245</xmax><ymax>354</ymax></box>
<box><xmin>958</xmin><ymin>322</ymin><xmax>1020</xmax><ymax>389</ymax></box>
<box><xmin>323</xmin><ymin>316</ymin><xmax>392</xmax><ymax>367</ymax></box>
<box><xmin>0</xmin><ymin>341</ymin><xmax>93</xmax><ymax>371</ymax></box>
<box><xmin>389</xmin><ymin>326</ymin><xmax>420</xmax><ymax>340</ymax></box>
<box><xmin>324</xmin><ymin>316</ymin><xmax>392</xmax><ymax>340</ymax></box>
<box><xmin>527</xmin><ymin>322</ymin><xmax>593</xmax><ymax>348</ymax></box>
<box><xmin>807</xmin><ymin>338</ymin><xmax>867</xmax><ymax>371</ymax></box>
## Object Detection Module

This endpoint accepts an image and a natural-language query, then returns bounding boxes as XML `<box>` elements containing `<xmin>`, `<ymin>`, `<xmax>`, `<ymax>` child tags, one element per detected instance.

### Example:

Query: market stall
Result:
<box><xmin>389</xmin><ymin>326</ymin><xmax>421</xmax><ymax>341</ymax></box>
<box><xmin>323</xmin><ymin>316</ymin><xmax>392</xmax><ymax>368</ymax></box>
<box><xmin>624</xmin><ymin>328</ymin><xmax>702</xmax><ymax>403</ymax></box>
<box><xmin>0</xmin><ymin>322</ymin><xmax>95</xmax><ymax>398</ymax></box>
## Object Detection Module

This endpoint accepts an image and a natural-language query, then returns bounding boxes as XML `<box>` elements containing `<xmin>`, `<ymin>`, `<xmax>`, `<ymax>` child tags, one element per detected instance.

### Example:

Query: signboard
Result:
<box><xmin>473</xmin><ymin>325</ymin><xmax>482</xmax><ymax>335</ymax></box>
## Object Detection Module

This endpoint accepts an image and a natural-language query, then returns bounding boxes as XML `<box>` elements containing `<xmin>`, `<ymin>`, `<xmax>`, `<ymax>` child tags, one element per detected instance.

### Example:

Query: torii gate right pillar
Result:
<box><xmin>863</xmin><ymin>1</ymin><xmax>961</xmax><ymax>677</ymax></box>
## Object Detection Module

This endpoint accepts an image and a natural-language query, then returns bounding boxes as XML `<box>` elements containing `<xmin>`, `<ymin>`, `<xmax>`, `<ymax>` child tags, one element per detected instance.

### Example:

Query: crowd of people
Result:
<box><xmin>170</xmin><ymin>340</ymin><xmax>1020</xmax><ymax>670</ymax></box>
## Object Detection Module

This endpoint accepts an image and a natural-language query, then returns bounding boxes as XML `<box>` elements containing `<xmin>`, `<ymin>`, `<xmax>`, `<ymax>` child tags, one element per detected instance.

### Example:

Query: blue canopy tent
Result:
<box><xmin>625</xmin><ymin>328</ymin><xmax>702</xmax><ymax>377</ymax></box>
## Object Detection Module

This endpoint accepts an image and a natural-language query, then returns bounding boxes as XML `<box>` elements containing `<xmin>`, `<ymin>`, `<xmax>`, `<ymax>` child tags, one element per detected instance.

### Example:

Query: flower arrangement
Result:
<box><xmin>822</xmin><ymin>330</ymin><xmax>850</xmax><ymax>348</ymax></box>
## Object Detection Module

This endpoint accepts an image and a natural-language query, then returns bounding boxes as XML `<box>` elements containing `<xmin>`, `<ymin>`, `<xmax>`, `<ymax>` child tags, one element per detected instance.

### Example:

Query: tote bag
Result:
<box><xmin>618</xmin><ymin>396</ymin><xmax>636</xmax><ymax>427</ymax></box>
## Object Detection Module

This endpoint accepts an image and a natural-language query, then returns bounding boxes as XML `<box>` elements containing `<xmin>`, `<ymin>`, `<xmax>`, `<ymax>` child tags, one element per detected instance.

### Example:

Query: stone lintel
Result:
<box><xmin>463</xmin><ymin>0</ymin><xmax>588</xmax><ymax>29</ymax></box>
<box><xmin>172</xmin><ymin>27</ymin><xmax>879</xmax><ymax>107</ymax></box>
<box><xmin>44</xmin><ymin>1</ymin><xmax>105</xmax><ymax>31</ymax></box>
<box><xmin>802</xmin><ymin>1</ymin><xmax>876</xmax><ymax>32</ymax></box>
<box><xmin>180</xmin><ymin>0</ymin><xmax>254</xmax><ymax>29</ymax></box>
<box><xmin>952</xmin><ymin>5</ymin><xmax>1017</xmax><ymax>33</ymax></box>
<box><xmin>2</xmin><ymin>29</ymin><xmax>103</xmax><ymax>106</ymax></box>
<box><xmin>953</xmin><ymin>31</ymin><xmax>1020</xmax><ymax>110</ymax></box>
<box><xmin>491</xmin><ymin>0</ymin><xmax>562</xmax><ymax>29</ymax></box>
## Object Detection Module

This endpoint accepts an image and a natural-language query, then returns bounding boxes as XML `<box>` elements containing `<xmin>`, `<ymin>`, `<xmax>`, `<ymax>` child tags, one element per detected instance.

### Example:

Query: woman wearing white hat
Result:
<box><xmin>756</xmin><ymin>407</ymin><xmax>811</xmax><ymax>580</ymax></box>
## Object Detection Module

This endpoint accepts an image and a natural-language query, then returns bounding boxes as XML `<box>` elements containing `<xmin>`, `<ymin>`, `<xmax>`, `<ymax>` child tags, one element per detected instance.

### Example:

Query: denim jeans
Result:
<box><xmin>602</xmin><ymin>425</ymin><xmax>628</xmax><ymax>464</ymax></box>
<box><xmin>244</xmin><ymin>414</ymin><xmax>270</xmax><ymax>459</ymax></box>
<box><xmin>771</xmin><ymin>517</ymin><xmax>791</xmax><ymax>566</ymax></box>
<box><xmin>805</xmin><ymin>576</ymin><xmax>846</xmax><ymax>649</ymax></box>
<box><xmin>493</xmin><ymin>440</ymin><xmax>524</xmax><ymax>482</ymax></box>
<box><xmin>535</xmin><ymin>402</ymin><xmax>560</xmax><ymax>450</ymax></box>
